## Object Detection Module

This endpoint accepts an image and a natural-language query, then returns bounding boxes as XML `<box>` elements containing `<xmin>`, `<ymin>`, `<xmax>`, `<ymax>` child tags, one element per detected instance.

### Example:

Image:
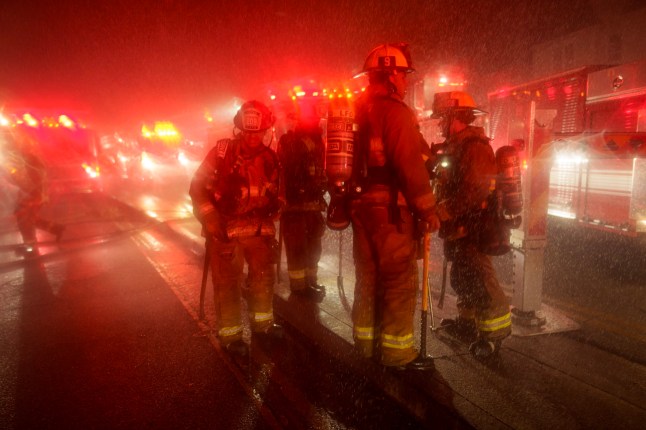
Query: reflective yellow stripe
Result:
<box><xmin>227</xmin><ymin>221</ymin><xmax>276</xmax><ymax>238</ymax></box>
<box><xmin>252</xmin><ymin>311</ymin><xmax>273</xmax><ymax>323</ymax></box>
<box><xmin>219</xmin><ymin>325</ymin><xmax>243</xmax><ymax>337</ymax></box>
<box><xmin>382</xmin><ymin>332</ymin><xmax>414</xmax><ymax>350</ymax></box>
<box><xmin>354</xmin><ymin>326</ymin><xmax>375</xmax><ymax>340</ymax></box>
<box><xmin>288</xmin><ymin>269</ymin><xmax>306</xmax><ymax>281</ymax></box>
<box><xmin>479</xmin><ymin>312</ymin><xmax>512</xmax><ymax>332</ymax></box>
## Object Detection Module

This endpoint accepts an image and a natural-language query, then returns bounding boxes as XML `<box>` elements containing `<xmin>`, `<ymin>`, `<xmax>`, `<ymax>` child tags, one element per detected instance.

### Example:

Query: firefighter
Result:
<box><xmin>350</xmin><ymin>43</ymin><xmax>440</xmax><ymax>369</ymax></box>
<box><xmin>277</xmin><ymin>103</ymin><xmax>327</xmax><ymax>301</ymax></box>
<box><xmin>1</xmin><ymin>130</ymin><xmax>65</xmax><ymax>253</ymax></box>
<box><xmin>431</xmin><ymin>91</ymin><xmax>512</xmax><ymax>360</ymax></box>
<box><xmin>189</xmin><ymin>100</ymin><xmax>284</xmax><ymax>358</ymax></box>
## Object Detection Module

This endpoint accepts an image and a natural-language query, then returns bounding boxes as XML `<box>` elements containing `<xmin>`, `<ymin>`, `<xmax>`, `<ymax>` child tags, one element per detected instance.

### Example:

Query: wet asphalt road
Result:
<box><xmin>0</xmin><ymin>190</ymin><xmax>425</xmax><ymax>429</ymax></box>
<box><xmin>0</xmin><ymin>194</ymin><xmax>274</xmax><ymax>429</ymax></box>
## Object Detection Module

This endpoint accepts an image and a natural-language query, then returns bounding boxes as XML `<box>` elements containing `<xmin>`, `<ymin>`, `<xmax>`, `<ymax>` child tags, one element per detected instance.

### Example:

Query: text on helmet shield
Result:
<box><xmin>242</xmin><ymin>109</ymin><xmax>262</xmax><ymax>131</ymax></box>
<box><xmin>379</xmin><ymin>56</ymin><xmax>396</xmax><ymax>68</ymax></box>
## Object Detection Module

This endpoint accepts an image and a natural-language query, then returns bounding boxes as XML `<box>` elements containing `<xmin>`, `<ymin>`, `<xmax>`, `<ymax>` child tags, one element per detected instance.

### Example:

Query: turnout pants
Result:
<box><xmin>281</xmin><ymin>211</ymin><xmax>325</xmax><ymax>290</ymax></box>
<box><xmin>446</xmin><ymin>237</ymin><xmax>511</xmax><ymax>341</ymax></box>
<box><xmin>14</xmin><ymin>196</ymin><xmax>58</xmax><ymax>244</ymax></box>
<box><xmin>350</xmin><ymin>202</ymin><xmax>418</xmax><ymax>367</ymax></box>
<box><xmin>210</xmin><ymin>234</ymin><xmax>276</xmax><ymax>346</ymax></box>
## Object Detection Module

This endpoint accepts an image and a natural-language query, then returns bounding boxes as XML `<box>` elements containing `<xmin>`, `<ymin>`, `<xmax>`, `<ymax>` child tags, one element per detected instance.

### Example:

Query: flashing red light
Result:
<box><xmin>546</xmin><ymin>86</ymin><xmax>557</xmax><ymax>100</ymax></box>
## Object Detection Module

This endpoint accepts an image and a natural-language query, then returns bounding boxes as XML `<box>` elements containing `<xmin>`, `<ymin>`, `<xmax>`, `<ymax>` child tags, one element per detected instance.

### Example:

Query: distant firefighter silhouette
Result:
<box><xmin>1</xmin><ymin>132</ymin><xmax>64</xmax><ymax>253</ymax></box>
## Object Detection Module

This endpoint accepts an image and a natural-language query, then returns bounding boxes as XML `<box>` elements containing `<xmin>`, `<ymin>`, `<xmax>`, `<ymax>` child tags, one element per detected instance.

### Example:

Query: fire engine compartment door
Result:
<box><xmin>587</xmin><ymin>60</ymin><xmax>646</xmax><ymax>103</ymax></box>
<box><xmin>631</xmin><ymin>158</ymin><xmax>646</xmax><ymax>231</ymax></box>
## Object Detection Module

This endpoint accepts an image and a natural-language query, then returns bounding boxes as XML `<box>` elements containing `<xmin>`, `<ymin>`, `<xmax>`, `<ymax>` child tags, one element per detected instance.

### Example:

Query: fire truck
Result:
<box><xmin>408</xmin><ymin>63</ymin><xmax>646</xmax><ymax>327</ymax></box>
<box><xmin>487</xmin><ymin>60</ymin><xmax>646</xmax><ymax>237</ymax></box>
<box><xmin>1</xmin><ymin>109</ymin><xmax>103</xmax><ymax>195</ymax></box>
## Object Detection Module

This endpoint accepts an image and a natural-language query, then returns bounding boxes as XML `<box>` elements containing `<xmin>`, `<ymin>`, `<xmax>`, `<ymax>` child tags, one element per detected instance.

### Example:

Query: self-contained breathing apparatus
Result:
<box><xmin>431</xmin><ymin>139</ymin><xmax>523</xmax><ymax>256</ymax></box>
<box><xmin>213</xmin><ymin>101</ymin><xmax>281</xmax><ymax>220</ymax></box>
<box><xmin>430</xmin><ymin>91</ymin><xmax>523</xmax><ymax>256</ymax></box>
<box><xmin>478</xmin><ymin>144</ymin><xmax>523</xmax><ymax>255</ymax></box>
<box><xmin>325</xmin><ymin>96</ymin><xmax>356</xmax><ymax>230</ymax></box>
<box><xmin>326</xmin><ymin>43</ymin><xmax>415</xmax><ymax>231</ymax></box>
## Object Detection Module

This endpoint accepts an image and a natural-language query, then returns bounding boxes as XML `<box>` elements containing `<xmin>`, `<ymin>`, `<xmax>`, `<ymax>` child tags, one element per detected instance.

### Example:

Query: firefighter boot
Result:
<box><xmin>308</xmin><ymin>279</ymin><xmax>326</xmax><ymax>294</ymax></box>
<box><xmin>440</xmin><ymin>317</ymin><xmax>478</xmax><ymax>343</ymax></box>
<box><xmin>291</xmin><ymin>285</ymin><xmax>325</xmax><ymax>303</ymax></box>
<box><xmin>225</xmin><ymin>339</ymin><xmax>249</xmax><ymax>359</ymax></box>
<box><xmin>253</xmin><ymin>323</ymin><xmax>285</xmax><ymax>344</ymax></box>
<box><xmin>469</xmin><ymin>338</ymin><xmax>502</xmax><ymax>362</ymax></box>
<box><xmin>392</xmin><ymin>356</ymin><xmax>435</xmax><ymax>372</ymax></box>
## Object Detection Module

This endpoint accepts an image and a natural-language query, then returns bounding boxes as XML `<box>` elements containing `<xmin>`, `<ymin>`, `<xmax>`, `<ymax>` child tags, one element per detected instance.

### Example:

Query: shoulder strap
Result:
<box><xmin>215</xmin><ymin>138</ymin><xmax>231</xmax><ymax>159</ymax></box>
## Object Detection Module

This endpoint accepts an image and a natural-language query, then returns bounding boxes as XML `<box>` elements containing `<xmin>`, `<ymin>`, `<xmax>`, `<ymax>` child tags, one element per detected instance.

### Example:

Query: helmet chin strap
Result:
<box><xmin>387</xmin><ymin>81</ymin><xmax>398</xmax><ymax>95</ymax></box>
<box><xmin>386</xmin><ymin>71</ymin><xmax>405</xmax><ymax>98</ymax></box>
<box><xmin>442</xmin><ymin>111</ymin><xmax>455</xmax><ymax>139</ymax></box>
<box><xmin>265</xmin><ymin>128</ymin><xmax>275</xmax><ymax>149</ymax></box>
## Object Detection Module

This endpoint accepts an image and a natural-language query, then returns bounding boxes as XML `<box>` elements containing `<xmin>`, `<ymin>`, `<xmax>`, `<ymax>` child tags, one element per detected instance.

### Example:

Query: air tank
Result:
<box><xmin>325</xmin><ymin>97</ymin><xmax>355</xmax><ymax>190</ymax></box>
<box><xmin>325</xmin><ymin>96</ymin><xmax>356</xmax><ymax>230</ymax></box>
<box><xmin>495</xmin><ymin>145</ymin><xmax>523</xmax><ymax>217</ymax></box>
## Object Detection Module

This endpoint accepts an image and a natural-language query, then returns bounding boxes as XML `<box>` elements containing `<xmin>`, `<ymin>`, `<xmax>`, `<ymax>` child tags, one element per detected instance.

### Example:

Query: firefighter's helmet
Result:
<box><xmin>431</xmin><ymin>91</ymin><xmax>486</xmax><ymax>118</ymax></box>
<box><xmin>234</xmin><ymin>100</ymin><xmax>275</xmax><ymax>132</ymax></box>
<box><xmin>357</xmin><ymin>43</ymin><xmax>415</xmax><ymax>76</ymax></box>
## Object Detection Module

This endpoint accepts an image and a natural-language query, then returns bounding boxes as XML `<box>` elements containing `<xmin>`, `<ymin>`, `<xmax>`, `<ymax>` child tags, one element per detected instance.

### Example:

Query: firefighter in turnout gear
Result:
<box><xmin>350</xmin><ymin>43</ymin><xmax>440</xmax><ymax>369</ymax></box>
<box><xmin>277</xmin><ymin>103</ymin><xmax>327</xmax><ymax>301</ymax></box>
<box><xmin>189</xmin><ymin>100</ymin><xmax>283</xmax><ymax>358</ymax></box>
<box><xmin>1</xmin><ymin>130</ymin><xmax>65</xmax><ymax>253</ymax></box>
<box><xmin>431</xmin><ymin>91</ymin><xmax>512</xmax><ymax>360</ymax></box>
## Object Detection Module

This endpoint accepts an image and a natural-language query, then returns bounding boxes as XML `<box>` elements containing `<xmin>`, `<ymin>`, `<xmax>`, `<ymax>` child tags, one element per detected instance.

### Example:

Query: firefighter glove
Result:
<box><xmin>266</xmin><ymin>197</ymin><xmax>286</xmax><ymax>221</ymax></box>
<box><xmin>203</xmin><ymin>210</ymin><xmax>228</xmax><ymax>242</ymax></box>
<box><xmin>419</xmin><ymin>212</ymin><xmax>441</xmax><ymax>233</ymax></box>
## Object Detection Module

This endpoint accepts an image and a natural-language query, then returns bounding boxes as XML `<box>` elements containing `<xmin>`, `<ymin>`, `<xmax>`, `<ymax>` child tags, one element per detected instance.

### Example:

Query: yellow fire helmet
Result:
<box><xmin>356</xmin><ymin>43</ymin><xmax>415</xmax><ymax>77</ymax></box>
<box><xmin>431</xmin><ymin>91</ymin><xmax>486</xmax><ymax>118</ymax></box>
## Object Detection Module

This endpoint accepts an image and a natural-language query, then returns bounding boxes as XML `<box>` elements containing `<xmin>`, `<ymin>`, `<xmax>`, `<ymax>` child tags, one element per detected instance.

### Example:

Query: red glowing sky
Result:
<box><xmin>1</xmin><ymin>0</ymin><xmax>626</xmax><ymax>132</ymax></box>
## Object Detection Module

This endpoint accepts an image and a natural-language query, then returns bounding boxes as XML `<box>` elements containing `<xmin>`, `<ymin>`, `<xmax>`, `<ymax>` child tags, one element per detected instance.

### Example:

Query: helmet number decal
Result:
<box><xmin>378</xmin><ymin>56</ymin><xmax>396</xmax><ymax>68</ymax></box>
<box><xmin>242</xmin><ymin>109</ymin><xmax>262</xmax><ymax>131</ymax></box>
